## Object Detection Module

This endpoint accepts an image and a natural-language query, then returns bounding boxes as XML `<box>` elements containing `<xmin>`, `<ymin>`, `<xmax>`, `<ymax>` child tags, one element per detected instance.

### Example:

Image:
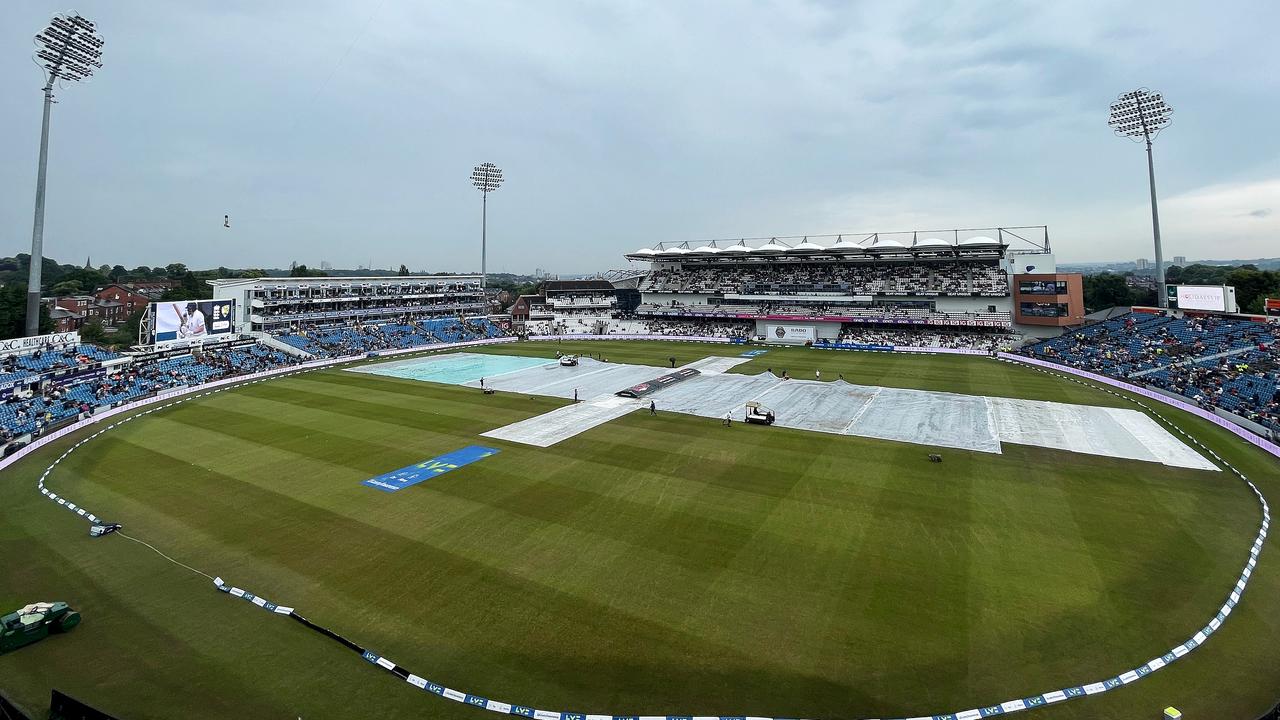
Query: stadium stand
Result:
<box><xmin>1024</xmin><ymin>312</ymin><xmax>1280</xmax><ymax>431</ymax></box>
<box><xmin>833</xmin><ymin>328</ymin><xmax>1021</xmax><ymax>350</ymax></box>
<box><xmin>2</xmin><ymin>344</ymin><xmax>121</xmax><ymax>373</ymax></box>
<box><xmin>274</xmin><ymin>317</ymin><xmax>505</xmax><ymax>358</ymax></box>
<box><xmin>634</xmin><ymin>301</ymin><xmax>1015</xmax><ymax>330</ymax></box>
<box><xmin>640</xmin><ymin>261</ymin><xmax>1009</xmax><ymax>297</ymax></box>
<box><xmin>635</xmin><ymin>318</ymin><xmax>753</xmax><ymax>338</ymax></box>
<box><xmin>1</xmin><ymin>309</ymin><xmax>517</xmax><ymax>445</ymax></box>
<box><xmin>619</xmin><ymin>235</ymin><xmax>1045</xmax><ymax>343</ymax></box>
<box><xmin>209</xmin><ymin>275</ymin><xmax>488</xmax><ymax>335</ymax></box>
<box><xmin>1</xmin><ymin>307</ymin><xmax>514</xmax><ymax>444</ymax></box>
<box><xmin>0</xmin><ymin>342</ymin><xmax>301</xmax><ymax>442</ymax></box>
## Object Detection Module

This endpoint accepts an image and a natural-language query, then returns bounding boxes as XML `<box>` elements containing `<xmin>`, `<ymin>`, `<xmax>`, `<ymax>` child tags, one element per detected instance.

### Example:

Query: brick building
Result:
<box><xmin>45</xmin><ymin>296</ymin><xmax>125</xmax><ymax>329</ymax></box>
<box><xmin>94</xmin><ymin>283</ymin><xmax>165</xmax><ymax>315</ymax></box>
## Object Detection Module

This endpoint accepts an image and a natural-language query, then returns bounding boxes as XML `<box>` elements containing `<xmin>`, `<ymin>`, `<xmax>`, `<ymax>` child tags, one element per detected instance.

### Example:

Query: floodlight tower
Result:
<box><xmin>25</xmin><ymin>12</ymin><xmax>104</xmax><ymax>336</ymax></box>
<box><xmin>470</xmin><ymin>162</ymin><xmax>504</xmax><ymax>288</ymax></box>
<box><xmin>1109</xmin><ymin>88</ymin><xmax>1173</xmax><ymax>307</ymax></box>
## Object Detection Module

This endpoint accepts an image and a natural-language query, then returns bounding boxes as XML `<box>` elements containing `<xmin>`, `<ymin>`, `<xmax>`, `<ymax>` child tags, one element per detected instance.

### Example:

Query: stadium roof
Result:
<box><xmin>829</xmin><ymin>236</ymin><xmax>864</xmax><ymax>253</ymax></box>
<box><xmin>866</xmin><ymin>238</ymin><xmax>907</xmax><ymax>253</ymax></box>
<box><xmin>544</xmin><ymin>279</ymin><xmax>614</xmax><ymax>292</ymax></box>
<box><xmin>207</xmin><ymin>275</ymin><xmax>482</xmax><ymax>289</ymax></box>
<box><xmin>913</xmin><ymin>237</ymin><xmax>953</xmax><ymax>250</ymax></box>
<box><xmin>622</xmin><ymin>226</ymin><xmax>1037</xmax><ymax>261</ymax></box>
<box><xmin>789</xmin><ymin>238</ymin><xmax>825</xmax><ymax>253</ymax></box>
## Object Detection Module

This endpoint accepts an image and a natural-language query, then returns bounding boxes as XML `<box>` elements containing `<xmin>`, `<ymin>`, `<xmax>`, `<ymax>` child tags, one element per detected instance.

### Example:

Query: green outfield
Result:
<box><xmin>1</xmin><ymin>341</ymin><xmax>1278</xmax><ymax>720</ymax></box>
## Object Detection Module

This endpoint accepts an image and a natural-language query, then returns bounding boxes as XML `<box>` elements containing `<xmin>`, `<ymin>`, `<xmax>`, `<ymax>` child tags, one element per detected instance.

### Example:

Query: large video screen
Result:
<box><xmin>1018</xmin><ymin>280</ymin><xmax>1067</xmax><ymax>295</ymax></box>
<box><xmin>1019</xmin><ymin>302</ymin><xmax>1069</xmax><ymax>318</ymax></box>
<box><xmin>1175</xmin><ymin>286</ymin><xmax>1227</xmax><ymax>312</ymax></box>
<box><xmin>153</xmin><ymin>300</ymin><xmax>235</xmax><ymax>342</ymax></box>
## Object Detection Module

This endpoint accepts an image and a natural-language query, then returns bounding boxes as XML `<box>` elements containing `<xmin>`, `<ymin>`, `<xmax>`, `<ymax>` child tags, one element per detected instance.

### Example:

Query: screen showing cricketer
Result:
<box><xmin>153</xmin><ymin>299</ymin><xmax>235</xmax><ymax>342</ymax></box>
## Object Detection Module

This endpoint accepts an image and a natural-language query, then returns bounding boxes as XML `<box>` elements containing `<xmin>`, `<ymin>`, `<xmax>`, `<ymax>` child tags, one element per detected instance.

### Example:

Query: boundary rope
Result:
<box><xmin>115</xmin><ymin>532</ymin><xmax>216</xmax><ymax>582</ymax></box>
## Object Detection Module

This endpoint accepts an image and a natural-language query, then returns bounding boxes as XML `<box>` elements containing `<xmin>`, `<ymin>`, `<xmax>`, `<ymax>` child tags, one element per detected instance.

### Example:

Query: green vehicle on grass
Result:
<box><xmin>0</xmin><ymin>602</ymin><xmax>80</xmax><ymax>654</ymax></box>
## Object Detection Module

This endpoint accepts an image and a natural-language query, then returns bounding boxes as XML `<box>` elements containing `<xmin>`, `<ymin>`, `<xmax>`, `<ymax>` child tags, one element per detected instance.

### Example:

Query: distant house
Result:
<box><xmin>509</xmin><ymin>294</ymin><xmax>547</xmax><ymax>322</ymax></box>
<box><xmin>46</xmin><ymin>295</ymin><xmax>125</xmax><ymax>328</ymax></box>
<box><xmin>94</xmin><ymin>283</ymin><xmax>165</xmax><ymax>315</ymax></box>
<box><xmin>47</xmin><ymin>305</ymin><xmax>82</xmax><ymax>333</ymax></box>
<box><xmin>121</xmin><ymin>280</ymin><xmax>176</xmax><ymax>293</ymax></box>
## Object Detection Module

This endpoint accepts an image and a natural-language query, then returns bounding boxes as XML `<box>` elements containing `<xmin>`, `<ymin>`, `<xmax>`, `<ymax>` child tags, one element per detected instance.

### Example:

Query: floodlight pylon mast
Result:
<box><xmin>1109</xmin><ymin>88</ymin><xmax>1173</xmax><ymax>308</ymax></box>
<box><xmin>1139</xmin><ymin>96</ymin><xmax>1166</xmax><ymax>308</ymax></box>
<box><xmin>482</xmin><ymin>191</ymin><xmax>488</xmax><ymax>287</ymax></box>
<box><xmin>470</xmin><ymin>162</ymin><xmax>504</xmax><ymax>288</ymax></box>
<box><xmin>26</xmin><ymin>12</ymin><xmax>104</xmax><ymax>336</ymax></box>
<box><xmin>27</xmin><ymin>78</ymin><xmax>55</xmax><ymax>337</ymax></box>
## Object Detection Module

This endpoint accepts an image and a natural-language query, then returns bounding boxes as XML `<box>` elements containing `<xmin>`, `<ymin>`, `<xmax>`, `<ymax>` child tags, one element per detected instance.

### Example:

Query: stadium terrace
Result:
<box><xmin>620</xmin><ymin>227</ymin><xmax>1083</xmax><ymax>344</ymax></box>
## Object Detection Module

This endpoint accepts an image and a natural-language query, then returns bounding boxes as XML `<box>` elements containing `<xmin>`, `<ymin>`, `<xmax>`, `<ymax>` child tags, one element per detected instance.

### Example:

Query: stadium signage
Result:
<box><xmin>841</xmin><ymin>316</ymin><xmax>1009</xmax><ymax>328</ymax></box>
<box><xmin>818</xmin><ymin>342</ymin><xmax>895</xmax><ymax>351</ymax></box>
<box><xmin>48</xmin><ymin>368</ymin><xmax>109</xmax><ymax>389</ymax></box>
<box><xmin>1019</xmin><ymin>279</ymin><xmax>1068</xmax><ymax>295</ymax></box>
<box><xmin>638</xmin><ymin>308</ymin><xmax>1010</xmax><ymax>328</ymax></box>
<box><xmin>615</xmin><ymin>368</ymin><xmax>700</xmax><ymax>398</ymax></box>
<box><xmin>361</xmin><ymin>446</ymin><xmax>500</xmax><ymax>492</ymax></box>
<box><xmin>0</xmin><ymin>332</ymin><xmax>80</xmax><ymax>357</ymax></box>
<box><xmin>1167</xmin><ymin>284</ymin><xmax>1239</xmax><ymax>313</ymax></box>
<box><xmin>262</xmin><ymin>303</ymin><xmax>479</xmax><ymax>322</ymax></box>
<box><xmin>766</xmin><ymin>324</ymin><xmax>817</xmax><ymax>344</ymax></box>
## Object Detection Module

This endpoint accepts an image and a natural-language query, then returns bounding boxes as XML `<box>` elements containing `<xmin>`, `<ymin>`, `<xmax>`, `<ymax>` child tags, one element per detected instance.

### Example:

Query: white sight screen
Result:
<box><xmin>1176</xmin><ymin>286</ymin><xmax>1227</xmax><ymax>312</ymax></box>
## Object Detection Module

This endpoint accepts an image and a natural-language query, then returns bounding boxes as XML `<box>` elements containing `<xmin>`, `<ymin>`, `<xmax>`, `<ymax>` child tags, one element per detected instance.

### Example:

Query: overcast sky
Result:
<box><xmin>2</xmin><ymin>1</ymin><xmax>1278</xmax><ymax>274</ymax></box>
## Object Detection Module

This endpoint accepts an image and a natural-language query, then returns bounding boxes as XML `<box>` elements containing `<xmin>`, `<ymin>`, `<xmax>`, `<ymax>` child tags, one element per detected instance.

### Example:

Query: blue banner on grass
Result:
<box><xmin>739</xmin><ymin>349</ymin><xmax>769</xmax><ymax>357</ymax></box>
<box><xmin>362</xmin><ymin>445</ymin><xmax>499</xmax><ymax>492</ymax></box>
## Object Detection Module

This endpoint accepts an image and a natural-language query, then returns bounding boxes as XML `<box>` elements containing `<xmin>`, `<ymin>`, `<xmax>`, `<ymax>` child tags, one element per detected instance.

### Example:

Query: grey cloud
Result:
<box><xmin>1</xmin><ymin>0</ymin><xmax>1279</xmax><ymax>274</ymax></box>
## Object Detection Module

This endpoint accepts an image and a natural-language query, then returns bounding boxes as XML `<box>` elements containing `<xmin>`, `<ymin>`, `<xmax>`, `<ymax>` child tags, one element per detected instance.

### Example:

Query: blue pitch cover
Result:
<box><xmin>362</xmin><ymin>445</ymin><xmax>500</xmax><ymax>492</ymax></box>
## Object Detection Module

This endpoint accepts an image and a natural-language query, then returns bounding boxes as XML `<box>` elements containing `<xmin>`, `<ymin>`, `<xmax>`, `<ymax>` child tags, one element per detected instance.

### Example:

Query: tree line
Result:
<box><xmin>0</xmin><ymin>255</ymin><xmax>268</xmax><ymax>343</ymax></box>
<box><xmin>1083</xmin><ymin>264</ymin><xmax>1280</xmax><ymax>315</ymax></box>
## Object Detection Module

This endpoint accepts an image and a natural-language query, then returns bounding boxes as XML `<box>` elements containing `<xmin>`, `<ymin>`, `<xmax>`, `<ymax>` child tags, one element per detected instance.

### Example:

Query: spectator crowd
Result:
<box><xmin>833</xmin><ymin>328</ymin><xmax>1021</xmax><ymax>351</ymax></box>
<box><xmin>275</xmin><ymin>317</ymin><xmax>505</xmax><ymax>358</ymax></box>
<box><xmin>641</xmin><ymin>261</ymin><xmax>1009</xmax><ymax>296</ymax></box>
<box><xmin>2</xmin><ymin>342</ymin><xmax>301</xmax><ymax>444</ymax></box>
<box><xmin>2</xmin><ymin>315</ymin><xmax>508</xmax><ymax>447</ymax></box>
<box><xmin>1025</xmin><ymin>313</ymin><xmax>1280</xmax><ymax>432</ymax></box>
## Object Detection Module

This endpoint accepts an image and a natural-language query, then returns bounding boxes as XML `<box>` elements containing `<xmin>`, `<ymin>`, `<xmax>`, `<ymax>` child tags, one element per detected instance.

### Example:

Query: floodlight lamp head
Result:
<box><xmin>470</xmin><ymin>162</ymin><xmax>504</xmax><ymax>193</ymax></box>
<box><xmin>33</xmin><ymin>12</ymin><xmax>104</xmax><ymax>87</ymax></box>
<box><xmin>1109</xmin><ymin>88</ymin><xmax>1172</xmax><ymax>142</ymax></box>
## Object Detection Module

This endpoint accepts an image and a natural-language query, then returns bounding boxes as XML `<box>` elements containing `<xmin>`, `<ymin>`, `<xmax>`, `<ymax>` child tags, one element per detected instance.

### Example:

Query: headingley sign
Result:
<box><xmin>0</xmin><ymin>332</ymin><xmax>80</xmax><ymax>357</ymax></box>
